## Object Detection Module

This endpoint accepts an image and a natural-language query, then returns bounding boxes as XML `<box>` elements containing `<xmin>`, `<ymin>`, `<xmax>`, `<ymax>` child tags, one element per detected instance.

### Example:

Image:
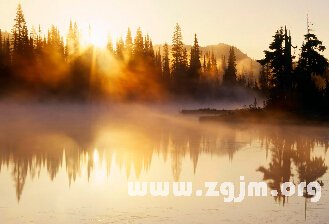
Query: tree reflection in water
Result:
<box><xmin>0</xmin><ymin>105</ymin><xmax>327</xmax><ymax>208</ymax></box>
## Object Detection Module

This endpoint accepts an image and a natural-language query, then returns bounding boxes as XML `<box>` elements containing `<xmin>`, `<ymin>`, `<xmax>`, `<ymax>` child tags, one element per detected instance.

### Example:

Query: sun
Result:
<box><xmin>80</xmin><ymin>26</ymin><xmax>108</xmax><ymax>49</ymax></box>
<box><xmin>90</xmin><ymin>31</ymin><xmax>108</xmax><ymax>48</ymax></box>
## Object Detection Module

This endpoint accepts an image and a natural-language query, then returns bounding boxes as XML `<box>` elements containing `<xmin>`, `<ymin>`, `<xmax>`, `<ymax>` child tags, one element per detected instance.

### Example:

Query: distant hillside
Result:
<box><xmin>154</xmin><ymin>43</ymin><xmax>261</xmax><ymax>77</ymax></box>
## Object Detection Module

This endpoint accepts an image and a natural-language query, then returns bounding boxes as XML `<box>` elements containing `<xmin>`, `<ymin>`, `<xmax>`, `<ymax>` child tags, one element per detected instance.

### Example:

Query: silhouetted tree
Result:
<box><xmin>144</xmin><ymin>34</ymin><xmax>155</xmax><ymax>61</ymax></box>
<box><xmin>66</xmin><ymin>21</ymin><xmax>80</xmax><ymax>60</ymax></box>
<box><xmin>125</xmin><ymin>27</ymin><xmax>133</xmax><ymax>58</ymax></box>
<box><xmin>295</xmin><ymin>21</ymin><xmax>328</xmax><ymax>110</ymax></box>
<box><xmin>162</xmin><ymin>43</ymin><xmax>170</xmax><ymax>81</ymax></box>
<box><xmin>11</xmin><ymin>4</ymin><xmax>30</xmax><ymax>63</ymax></box>
<box><xmin>116</xmin><ymin>36</ymin><xmax>125</xmax><ymax>60</ymax></box>
<box><xmin>223</xmin><ymin>47</ymin><xmax>237</xmax><ymax>85</ymax></box>
<box><xmin>154</xmin><ymin>47</ymin><xmax>162</xmax><ymax>74</ymax></box>
<box><xmin>258</xmin><ymin>27</ymin><xmax>294</xmax><ymax>108</ymax></box>
<box><xmin>171</xmin><ymin>23</ymin><xmax>187</xmax><ymax>78</ymax></box>
<box><xmin>189</xmin><ymin>34</ymin><xmax>201</xmax><ymax>77</ymax></box>
<box><xmin>259</xmin><ymin>64</ymin><xmax>270</xmax><ymax>92</ymax></box>
<box><xmin>133</xmin><ymin>27</ymin><xmax>144</xmax><ymax>59</ymax></box>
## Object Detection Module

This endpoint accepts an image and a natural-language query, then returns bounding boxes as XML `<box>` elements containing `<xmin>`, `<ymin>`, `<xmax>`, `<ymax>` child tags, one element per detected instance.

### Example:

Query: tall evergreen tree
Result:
<box><xmin>12</xmin><ymin>3</ymin><xmax>30</xmax><ymax>62</ymax></box>
<box><xmin>296</xmin><ymin>24</ymin><xmax>328</xmax><ymax>79</ymax></box>
<box><xmin>296</xmin><ymin>20</ymin><xmax>328</xmax><ymax>109</ymax></box>
<box><xmin>259</xmin><ymin>64</ymin><xmax>270</xmax><ymax>92</ymax></box>
<box><xmin>221</xmin><ymin>55</ymin><xmax>226</xmax><ymax>76</ymax></box>
<box><xmin>223</xmin><ymin>47</ymin><xmax>237</xmax><ymax>85</ymax></box>
<box><xmin>258</xmin><ymin>27</ymin><xmax>294</xmax><ymax>107</ymax></box>
<box><xmin>203</xmin><ymin>55</ymin><xmax>206</xmax><ymax>73</ymax></box>
<box><xmin>154</xmin><ymin>47</ymin><xmax>162</xmax><ymax>76</ymax></box>
<box><xmin>133</xmin><ymin>27</ymin><xmax>144</xmax><ymax>58</ymax></box>
<box><xmin>171</xmin><ymin>23</ymin><xmax>187</xmax><ymax>77</ymax></box>
<box><xmin>210</xmin><ymin>51</ymin><xmax>218</xmax><ymax>76</ymax></box>
<box><xmin>116</xmin><ymin>36</ymin><xmax>125</xmax><ymax>60</ymax></box>
<box><xmin>189</xmin><ymin>34</ymin><xmax>201</xmax><ymax>77</ymax></box>
<box><xmin>162</xmin><ymin>43</ymin><xmax>170</xmax><ymax>80</ymax></box>
<box><xmin>125</xmin><ymin>28</ymin><xmax>133</xmax><ymax>57</ymax></box>
<box><xmin>144</xmin><ymin>34</ymin><xmax>155</xmax><ymax>59</ymax></box>
<box><xmin>66</xmin><ymin>20</ymin><xmax>80</xmax><ymax>59</ymax></box>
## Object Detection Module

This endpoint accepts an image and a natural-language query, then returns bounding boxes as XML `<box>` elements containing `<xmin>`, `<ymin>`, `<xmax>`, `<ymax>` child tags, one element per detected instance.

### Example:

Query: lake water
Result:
<box><xmin>0</xmin><ymin>103</ymin><xmax>328</xmax><ymax>224</ymax></box>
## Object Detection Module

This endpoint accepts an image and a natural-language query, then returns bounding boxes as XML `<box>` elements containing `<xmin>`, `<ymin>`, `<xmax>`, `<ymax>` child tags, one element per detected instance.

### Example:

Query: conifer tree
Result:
<box><xmin>162</xmin><ymin>43</ymin><xmax>170</xmax><ymax>80</ymax></box>
<box><xmin>189</xmin><ymin>34</ymin><xmax>201</xmax><ymax>77</ymax></box>
<box><xmin>66</xmin><ymin>20</ymin><xmax>80</xmax><ymax>59</ymax></box>
<box><xmin>133</xmin><ymin>27</ymin><xmax>144</xmax><ymax>58</ymax></box>
<box><xmin>125</xmin><ymin>28</ymin><xmax>133</xmax><ymax>57</ymax></box>
<box><xmin>171</xmin><ymin>23</ymin><xmax>186</xmax><ymax>77</ymax></box>
<box><xmin>223</xmin><ymin>47</ymin><xmax>237</xmax><ymax>85</ymax></box>
<box><xmin>203</xmin><ymin>55</ymin><xmax>206</xmax><ymax>73</ymax></box>
<box><xmin>296</xmin><ymin>20</ymin><xmax>328</xmax><ymax>108</ymax></box>
<box><xmin>154</xmin><ymin>47</ymin><xmax>162</xmax><ymax>76</ymax></box>
<box><xmin>12</xmin><ymin>3</ymin><xmax>30</xmax><ymax>62</ymax></box>
<box><xmin>258</xmin><ymin>27</ymin><xmax>294</xmax><ymax>107</ymax></box>
<box><xmin>116</xmin><ymin>37</ymin><xmax>125</xmax><ymax>60</ymax></box>
<box><xmin>297</xmin><ymin>24</ymin><xmax>328</xmax><ymax>80</ymax></box>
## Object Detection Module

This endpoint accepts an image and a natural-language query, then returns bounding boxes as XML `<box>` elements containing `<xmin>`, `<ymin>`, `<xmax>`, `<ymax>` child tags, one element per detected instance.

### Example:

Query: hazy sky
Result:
<box><xmin>0</xmin><ymin>0</ymin><xmax>329</xmax><ymax>59</ymax></box>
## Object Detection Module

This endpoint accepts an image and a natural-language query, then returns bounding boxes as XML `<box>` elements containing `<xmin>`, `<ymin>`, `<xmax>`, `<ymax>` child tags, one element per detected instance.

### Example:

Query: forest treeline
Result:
<box><xmin>258</xmin><ymin>24</ymin><xmax>329</xmax><ymax>113</ymax></box>
<box><xmin>0</xmin><ymin>4</ymin><xmax>257</xmax><ymax>101</ymax></box>
<box><xmin>0</xmin><ymin>4</ymin><xmax>329</xmax><ymax>113</ymax></box>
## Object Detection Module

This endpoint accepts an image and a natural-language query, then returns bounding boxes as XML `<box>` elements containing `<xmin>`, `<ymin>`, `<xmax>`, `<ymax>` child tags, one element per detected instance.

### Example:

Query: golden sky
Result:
<box><xmin>0</xmin><ymin>0</ymin><xmax>329</xmax><ymax>59</ymax></box>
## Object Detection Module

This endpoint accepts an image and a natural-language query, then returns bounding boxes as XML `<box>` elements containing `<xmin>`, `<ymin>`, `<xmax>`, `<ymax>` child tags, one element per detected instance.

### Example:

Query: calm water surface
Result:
<box><xmin>0</xmin><ymin>103</ymin><xmax>328</xmax><ymax>224</ymax></box>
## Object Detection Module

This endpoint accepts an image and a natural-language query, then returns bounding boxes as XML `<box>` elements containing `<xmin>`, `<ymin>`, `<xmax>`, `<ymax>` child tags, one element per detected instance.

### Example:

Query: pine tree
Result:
<box><xmin>162</xmin><ymin>43</ymin><xmax>170</xmax><ymax>80</ymax></box>
<box><xmin>182</xmin><ymin>48</ymin><xmax>188</xmax><ymax>70</ymax></box>
<box><xmin>203</xmin><ymin>55</ymin><xmax>206</xmax><ymax>73</ymax></box>
<box><xmin>210</xmin><ymin>51</ymin><xmax>218</xmax><ymax>76</ymax></box>
<box><xmin>221</xmin><ymin>55</ymin><xmax>226</xmax><ymax>75</ymax></box>
<box><xmin>66</xmin><ymin>20</ymin><xmax>80</xmax><ymax>59</ymax></box>
<box><xmin>206</xmin><ymin>54</ymin><xmax>211</xmax><ymax>72</ymax></box>
<box><xmin>12</xmin><ymin>3</ymin><xmax>30</xmax><ymax>62</ymax></box>
<box><xmin>144</xmin><ymin>34</ymin><xmax>155</xmax><ymax>59</ymax></box>
<box><xmin>34</xmin><ymin>25</ymin><xmax>42</xmax><ymax>58</ymax></box>
<box><xmin>258</xmin><ymin>27</ymin><xmax>292</xmax><ymax>92</ymax></box>
<box><xmin>297</xmin><ymin>25</ymin><xmax>328</xmax><ymax>79</ymax></box>
<box><xmin>154</xmin><ymin>47</ymin><xmax>162</xmax><ymax>76</ymax></box>
<box><xmin>257</xmin><ymin>27</ymin><xmax>294</xmax><ymax>107</ymax></box>
<box><xmin>133</xmin><ymin>27</ymin><xmax>144</xmax><ymax>58</ymax></box>
<box><xmin>259</xmin><ymin>64</ymin><xmax>270</xmax><ymax>91</ymax></box>
<box><xmin>144</xmin><ymin>35</ymin><xmax>150</xmax><ymax>55</ymax></box>
<box><xmin>189</xmin><ymin>34</ymin><xmax>201</xmax><ymax>77</ymax></box>
<box><xmin>223</xmin><ymin>46</ymin><xmax>237</xmax><ymax>85</ymax></box>
<box><xmin>116</xmin><ymin>36</ymin><xmax>125</xmax><ymax>60</ymax></box>
<box><xmin>149</xmin><ymin>38</ymin><xmax>155</xmax><ymax>59</ymax></box>
<box><xmin>125</xmin><ymin>28</ymin><xmax>133</xmax><ymax>58</ymax></box>
<box><xmin>73</xmin><ymin>22</ymin><xmax>79</xmax><ymax>54</ymax></box>
<box><xmin>171</xmin><ymin>23</ymin><xmax>186</xmax><ymax>77</ymax></box>
<box><xmin>296</xmin><ymin>20</ymin><xmax>328</xmax><ymax>108</ymax></box>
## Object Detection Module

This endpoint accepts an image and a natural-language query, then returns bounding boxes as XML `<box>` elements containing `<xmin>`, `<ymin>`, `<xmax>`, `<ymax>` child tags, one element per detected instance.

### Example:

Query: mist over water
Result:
<box><xmin>0</xmin><ymin>102</ymin><xmax>328</xmax><ymax>223</ymax></box>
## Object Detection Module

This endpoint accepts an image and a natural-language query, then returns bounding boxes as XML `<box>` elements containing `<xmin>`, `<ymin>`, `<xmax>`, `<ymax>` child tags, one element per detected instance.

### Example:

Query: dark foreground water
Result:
<box><xmin>0</xmin><ymin>103</ymin><xmax>328</xmax><ymax>224</ymax></box>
